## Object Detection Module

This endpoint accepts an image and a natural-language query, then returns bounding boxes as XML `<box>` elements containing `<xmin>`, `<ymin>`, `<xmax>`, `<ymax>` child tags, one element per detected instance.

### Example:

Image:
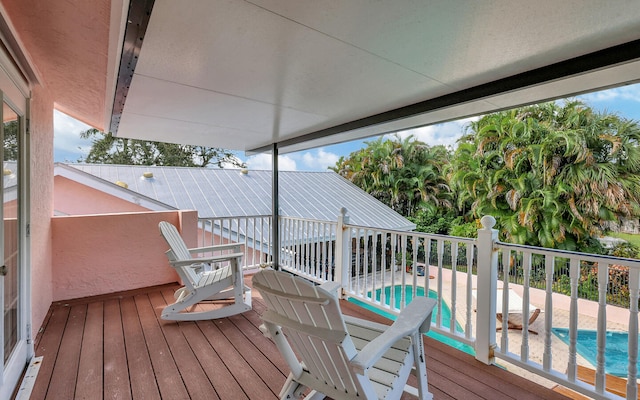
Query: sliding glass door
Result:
<box><xmin>0</xmin><ymin>84</ymin><xmax>29</xmax><ymax>399</ymax></box>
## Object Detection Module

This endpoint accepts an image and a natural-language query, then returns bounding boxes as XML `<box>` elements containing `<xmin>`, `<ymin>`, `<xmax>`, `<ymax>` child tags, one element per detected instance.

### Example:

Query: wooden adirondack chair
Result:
<box><xmin>252</xmin><ymin>268</ymin><xmax>436</xmax><ymax>400</ymax></box>
<box><xmin>158</xmin><ymin>221</ymin><xmax>251</xmax><ymax>320</ymax></box>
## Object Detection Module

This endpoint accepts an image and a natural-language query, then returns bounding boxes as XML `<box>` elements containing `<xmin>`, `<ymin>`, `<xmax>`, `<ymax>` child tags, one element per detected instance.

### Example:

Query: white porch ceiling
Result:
<box><xmin>113</xmin><ymin>0</ymin><xmax>640</xmax><ymax>154</ymax></box>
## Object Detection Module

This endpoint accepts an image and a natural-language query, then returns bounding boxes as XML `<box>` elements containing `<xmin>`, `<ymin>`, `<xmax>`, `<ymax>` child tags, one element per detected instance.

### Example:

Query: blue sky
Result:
<box><xmin>54</xmin><ymin>83</ymin><xmax>640</xmax><ymax>170</ymax></box>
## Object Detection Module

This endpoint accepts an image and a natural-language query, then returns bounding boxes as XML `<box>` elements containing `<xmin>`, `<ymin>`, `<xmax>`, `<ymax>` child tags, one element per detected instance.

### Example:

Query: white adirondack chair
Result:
<box><xmin>158</xmin><ymin>221</ymin><xmax>251</xmax><ymax>320</ymax></box>
<box><xmin>252</xmin><ymin>268</ymin><xmax>436</xmax><ymax>400</ymax></box>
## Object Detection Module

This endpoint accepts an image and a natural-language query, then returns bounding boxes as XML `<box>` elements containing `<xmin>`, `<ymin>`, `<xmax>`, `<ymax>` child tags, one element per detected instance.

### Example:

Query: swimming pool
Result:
<box><xmin>552</xmin><ymin>328</ymin><xmax>639</xmax><ymax>377</ymax></box>
<box><xmin>348</xmin><ymin>285</ymin><xmax>475</xmax><ymax>355</ymax></box>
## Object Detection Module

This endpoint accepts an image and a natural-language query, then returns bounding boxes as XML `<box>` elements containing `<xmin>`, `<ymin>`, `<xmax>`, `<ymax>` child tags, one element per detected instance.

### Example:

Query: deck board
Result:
<box><xmin>104</xmin><ymin>298</ymin><xmax>132</xmax><ymax>400</ymax></box>
<box><xmin>30</xmin><ymin>280</ymin><xmax>572</xmax><ymax>400</ymax></box>
<box><xmin>120</xmin><ymin>296</ymin><xmax>156</xmax><ymax>400</ymax></box>
<box><xmin>75</xmin><ymin>302</ymin><xmax>103</xmax><ymax>400</ymax></box>
<box><xmin>31</xmin><ymin>305</ymin><xmax>70</xmax><ymax>399</ymax></box>
<box><xmin>133</xmin><ymin>293</ymin><xmax>191</xmax><ymax>399</ymax></box>
<box><xmin>46</xmin><ymin>304</ymin><xmax>86</xmax><ymax>400</ymax></box>
<box><xmin>196</xmin><ymin>318</ymin><xmax>280</xmax><ymax>399</ymax></box>
<box><xmin>148</xmin><ymin>290</ymin><xmax>220</xmax><ymax>399</ymax></box>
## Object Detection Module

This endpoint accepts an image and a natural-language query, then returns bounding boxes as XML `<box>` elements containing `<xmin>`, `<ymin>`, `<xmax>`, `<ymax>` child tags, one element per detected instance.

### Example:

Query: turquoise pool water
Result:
<box><xmin>552</xmin><ymin>328</ymin><xmax>639</xmax><ymax>377</ymax></box>
<box><xmin>348</xmin><ymin>285</ymin><xmax>475</xmax><ymax>355</ymax></box>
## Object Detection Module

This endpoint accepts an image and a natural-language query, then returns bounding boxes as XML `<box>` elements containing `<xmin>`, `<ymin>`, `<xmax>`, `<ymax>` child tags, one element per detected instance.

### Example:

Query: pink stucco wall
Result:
<box><xmin>30</xmin><ymin>85</ymin><xmax>55</xmax><ymax>340</ymax></box>
<box><xmin>51</xmin><ymin>210</ymin><xmax>197</xmax><ymax>301</ymax></box>
<box><xmin>54</xmin><ymin>176</ymin><xmax>149</xmax><ymax>215</ymax></box>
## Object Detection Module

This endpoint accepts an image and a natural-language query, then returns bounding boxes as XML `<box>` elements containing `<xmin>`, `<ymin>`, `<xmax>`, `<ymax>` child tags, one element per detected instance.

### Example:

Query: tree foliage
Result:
<box><xmin>448</xmin><ymin>101</ymin><xmax>640</xmax><ymax>251</ymax></box>
<box><xmin>3</xmin><ymin>120</ymin><xmax>18</xmax><ymax>161</ymax></box>
<box><xmin>331</xmin><ymin>135</ymin><xmax>452</xmax><ymax>217</ymax></box>
<box><xmin>79</xmin><ymin>129</ymin><xmax>245</xmax><ymax>168</ymax></box>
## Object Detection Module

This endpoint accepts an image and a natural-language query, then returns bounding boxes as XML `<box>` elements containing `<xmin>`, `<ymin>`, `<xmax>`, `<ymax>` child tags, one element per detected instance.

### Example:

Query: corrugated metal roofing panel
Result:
<box><xmin>68</xmin><ymin>164</ymin><xmax>415</xmax><ymax>230</ymax></box>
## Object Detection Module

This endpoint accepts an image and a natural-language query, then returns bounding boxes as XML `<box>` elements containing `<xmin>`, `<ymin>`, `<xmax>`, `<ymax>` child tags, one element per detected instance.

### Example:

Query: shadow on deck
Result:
<box><xmin>29</xmin><ymin>277</ymin><xmax>573</xmax><ymax>399</ymax></box>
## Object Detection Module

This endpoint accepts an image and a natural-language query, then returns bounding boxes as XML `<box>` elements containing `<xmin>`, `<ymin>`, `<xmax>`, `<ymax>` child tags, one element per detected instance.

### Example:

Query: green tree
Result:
<box><xmin>449</xmin><ymin>101</ymin><xmax>640</xmax><ymax>251</ymax></box>
<box><xmin>79</xmin><ymin>129</ymin><xmax>245</xmax><ymax>168</ymax></box>
<box><xmin>332</xmin><ymin>135</ymin><xmax>452</xmax><ymax>217</ymax></box>
<box><xmin>3</xmin><ymin>120</ymin><xmax>18</xmax><ymax>161</ymax></box>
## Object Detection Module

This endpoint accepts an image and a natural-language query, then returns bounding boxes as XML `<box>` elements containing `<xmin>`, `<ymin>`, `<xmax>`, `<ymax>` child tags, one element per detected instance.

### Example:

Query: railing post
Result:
<box><xmin>334</xmin><ymin>208</ymin><xmax>350</xmax><ymax>296</ymax></box>
<box><xmin>475</xmin><ymin>215</ymin><xmax>498</xmax><ymax>365</ymax></box>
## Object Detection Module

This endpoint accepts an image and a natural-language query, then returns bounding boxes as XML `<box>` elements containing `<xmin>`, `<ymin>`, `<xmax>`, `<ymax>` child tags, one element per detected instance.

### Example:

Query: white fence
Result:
<box><xmin>202</xmin><ymin>210</ymin><xmax>640</xmax><ymax>399</ymax></box>
<box><xmin>197</xmin><ymin>215</ymin><xmax>273</xmax><ymax>270</ymax></box>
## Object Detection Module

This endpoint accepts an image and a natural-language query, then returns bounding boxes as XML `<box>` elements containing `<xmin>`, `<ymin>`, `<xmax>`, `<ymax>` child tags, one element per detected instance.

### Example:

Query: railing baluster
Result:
<box><xmin>351</xmin><ymin>227</ymin><xmax>356</xmax><ymax>291</ymax></box>
<box><xmin>465</xmin><ymin>243</ymin><xmax>474</xmax><ymax>339</ymax></box>
<box><xmin>366</xmin><ymin>229</ymin><xmax>372</xmax><ymax>298</ymax></box>
<box><xmin>306</xmin><ymin>220</ymin><xmax>311</xmax><ymax>274</ymax></box>
<box><xmin>400</xmin><ymin>234</ymin><xmax>407</xmax><ymax>310</ymax></box>
<box><xmin>246</xmin><ymin>217</ymin><xmax>251</xmax><ymax>266</ymax></box>
<box><xmin>501</xmin><ymin>249</ymin><xmax>510</xmax><ymax>352</ymax></box>
<box><xmin>322</xmin><ymin>223</ymin><xmax>328</xmax><ymax>280</ymax></box>
<box><xmin>381</xmin><ymin>232</ymin><xmax>387</xmax><ymax>307</ymax></box>
<box><xmin>436</xmin><ymin>239</ymin><xmax>444</xmax><ymax>328</ymax></box>
<box><xmin>450</xmin><ymin>241</ymin><xmax>458</xmax><ymax>334</ymax></box>
<box><xmin>567</xmin><ymin>258</ymin><xmax>580</xmax><ymax>382</ymax></box>
<box><xmin>424</xmin><ymin>238</ymin><xmax>431</xmax><ymax>300</ymax></box>
<box><xmin>297</xmin><ymin>219</ymin><xmax>303</xmax><ymax>272</ymax></box>
<box><xmin>371</xmin><ymin>231</ymin><xmax>378</xmax><ymax>301</ymax></box>
<box><xmin>328</xmin><ymin>224</ymin><xmax>334</xmax><ymax>281</ymax></box>
<box><xmin>390</xmin><ymin>233</ymin><xmax>397</xmax><ymax>311</ymax></box>
<box><xmin>411</xmin><ymin>236</ymin><xmax>417</xmax><ymax>299</ymax></box>
<box><xmin>628</xmin><ymin>268</ymin><xmax>639</xmax><ymax>400</ymax></box>
<box><xmin>595</xmin><ymin>262</ymin><xmax>609</xmax><ymax>395</ymax></box>
<box><xmin>312</xmin><ymin>222</ymin><xmax>318</xmax><ymax>277</ymax></box>
<box><xmin>521</xmin><ymin>251</ymin><xmax>531</xmax><ymax>362</ymax></box>
<box><xmin>543</xmin><ymin>255</ymin><xmax>554</xmax><ymax>372</ymax></box>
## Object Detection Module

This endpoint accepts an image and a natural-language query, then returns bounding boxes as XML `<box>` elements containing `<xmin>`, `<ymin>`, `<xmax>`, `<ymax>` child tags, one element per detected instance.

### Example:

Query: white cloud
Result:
<box><xmin>53</xmin><ymin>110</ymin><xmax>93</xmax><ymax>161</ymax></box>
<box><xmin>246</xmin><ymin>153</ymin><xmax>297</xmax><ymax>171</ymax></box>
<box><xmin>300</xmin><ymin>148</ymin><xmax>339</xmax><ymax>170</ymax></box>
<box><xmin>579</xmin><ymin>85</ymin><xmax>640</xmax><ymax>103</ymax></box>
<box><xmin>389</xmin><ymin>118</ymin><xmax>476</xmax><ymax>149</ymax></box>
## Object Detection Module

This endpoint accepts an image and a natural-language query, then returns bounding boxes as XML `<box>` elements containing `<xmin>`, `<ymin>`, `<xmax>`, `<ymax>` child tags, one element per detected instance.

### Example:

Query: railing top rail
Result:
<box><xmin>279</xmin><ymin>215</ymin><xmax>338</xmax><ymax>225</ymax></box>
<box><xmin>497</xmin><ymin>240</ymin><xmax>640</xmax><ymax>269</ymax></box>
<box><xmin>343</xmin><ymin>222</ymin><xmax>477</xmax><ymax>245</ymax></box>
<box><xmin>198</xmin><ymin>214</ymin><xmax>272</xmax><ymax>221</ymax></box>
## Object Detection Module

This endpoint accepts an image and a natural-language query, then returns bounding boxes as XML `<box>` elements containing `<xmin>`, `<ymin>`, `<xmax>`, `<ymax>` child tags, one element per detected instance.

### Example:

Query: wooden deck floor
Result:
<box><xmin>30</xmin><ymin>278</ymin><xmax>572</xmax><ymax>400</ymax></box>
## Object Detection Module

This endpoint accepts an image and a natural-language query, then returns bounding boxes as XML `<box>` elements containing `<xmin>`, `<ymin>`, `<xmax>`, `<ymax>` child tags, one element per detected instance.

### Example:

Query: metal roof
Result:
<box><xmin>67</xmin><ymin>164</ymin><xmax>415</xmax><ymax>231</ymax></box>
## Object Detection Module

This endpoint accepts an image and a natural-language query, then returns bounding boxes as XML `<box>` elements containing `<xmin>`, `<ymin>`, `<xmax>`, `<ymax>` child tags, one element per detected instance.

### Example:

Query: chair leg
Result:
<box><xmin>161</xmin><ymin>281</ymin><xmax>252</xmax><ymax>320</ymax></box>
<box><xmin>279</xmin><ymin>373</ymin><xmax>308</xmax><ymax>399</ymax></box>
<box><xmin>412</xmin><ymin>333</ymin><xmax>433</xmax><ymax>400</ymax></box>
<box><xmin>161</xmin><ymin>301</ymin><xmax>251</xmax><ymax>320</ymax></box>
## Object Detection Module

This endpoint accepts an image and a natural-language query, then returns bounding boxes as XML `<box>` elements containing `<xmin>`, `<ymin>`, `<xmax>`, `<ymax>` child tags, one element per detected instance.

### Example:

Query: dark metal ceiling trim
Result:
<box><xmin>109</xmin><ymin>0</ymin><xmax>155</xmax><ymax>135</ymax></box>
<box><xmin>251</xmin><ymin>39</ymin><xmax>640</xmax><ymax>153</ymax></box>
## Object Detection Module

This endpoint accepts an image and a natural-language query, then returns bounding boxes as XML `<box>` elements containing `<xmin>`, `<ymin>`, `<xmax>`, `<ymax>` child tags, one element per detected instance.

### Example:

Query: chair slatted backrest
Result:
<box><xmin>253</xmin><ymin>269</ymin><xmax>365</xmax><ymax>396</ymax></box>
<box><xmin>158</xmin><ymin>221</ymin><xmax>201</xmax><ymax>285</ymax></box>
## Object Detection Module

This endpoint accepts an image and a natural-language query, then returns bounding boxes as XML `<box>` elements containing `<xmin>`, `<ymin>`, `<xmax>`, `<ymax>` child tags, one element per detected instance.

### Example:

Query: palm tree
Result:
<box><xmin>332</xmin><ymin>135</ymin><xmax>452</xmax><ymax>217</ymax></box>
<box><xmin>449</xmin><ymin>101</ymin><xmax>640</xmax><ymax>251</ymax></box>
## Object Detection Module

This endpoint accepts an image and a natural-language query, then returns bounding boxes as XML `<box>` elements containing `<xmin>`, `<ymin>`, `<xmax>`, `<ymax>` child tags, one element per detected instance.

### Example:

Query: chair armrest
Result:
<box><xmin>319</xmin><ymin>281</ymin><xmax>341</xmax><ymax>298</ymax></box>
<box><xmin>169</xmin><ymin>252</ymin><xmax>244</xmax><ymax>268</ymax></box>
<box><xmin>351</xmin><ymin>297</ymin><xmax>436</xmax><ymax>374</ymax></box>
<box><xmin>188</xmin><ymin>244</ymin><xmax>242</xmax><ymax>254</ymax></box>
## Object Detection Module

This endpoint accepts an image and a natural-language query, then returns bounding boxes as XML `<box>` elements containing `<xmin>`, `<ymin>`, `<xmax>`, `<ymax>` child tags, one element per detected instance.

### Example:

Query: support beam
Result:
<box><xmin>271</xmin><ymin>143</ymin><xmax>279</xmax><ymax>269</ymax></box>
<box><xmin>250</xmin><ymin>39</ymin><xmax>640</xmax><ymax>154</ymax></box>
<box><xmin>110</xmin><ymin>0</ymin><xmax>156</xmax><ymax>134</ymax></box>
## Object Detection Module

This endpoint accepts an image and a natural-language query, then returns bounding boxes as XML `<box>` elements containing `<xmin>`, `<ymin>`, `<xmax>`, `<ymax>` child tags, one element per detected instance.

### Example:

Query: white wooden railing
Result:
<box><xmin>197</xmin><ymin>215</ymin><xmax>273</xmax><ymax>271</ymax></box>
<box><xmin>202</xmin><ymin>210</ymin><xmax>640</xmax><ymax>399</ymax></box>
